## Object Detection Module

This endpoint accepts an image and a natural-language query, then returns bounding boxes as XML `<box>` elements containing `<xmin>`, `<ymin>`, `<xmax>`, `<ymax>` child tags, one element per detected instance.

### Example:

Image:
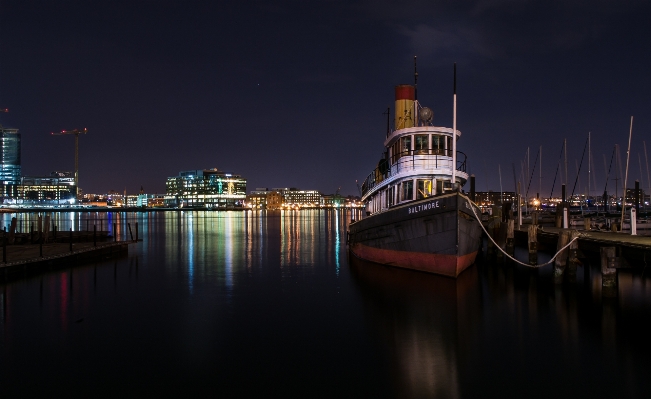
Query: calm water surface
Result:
<box><xmin>1</xmin><ymin>210</ymin><xmax>650</xmax><ymax>398</ymax></box>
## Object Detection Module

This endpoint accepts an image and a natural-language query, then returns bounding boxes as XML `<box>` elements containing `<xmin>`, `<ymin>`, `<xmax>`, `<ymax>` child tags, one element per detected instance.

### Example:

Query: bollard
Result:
<box><xmin>563</xmin><ymin>207</ymin><xmax>568</xmax><ymax>229</ymax></box>
<box><xmin>631</xmin><ymin>208</ymin><xmax>637</xmax><ymax>236</ymax></box>
<box><xmin>554</xmin><ymin>230</ymin><xmax>571</xmax><ymax>283</ymax></box>
<box><xmin>600</xmin><ymin>246</ymin><xmax>617</xmax><ymax>297</ymax></box>
<box><xmin>528</xmin><ymin>224</ymin><xmax>538</xmax><ymax>265</ymax></box>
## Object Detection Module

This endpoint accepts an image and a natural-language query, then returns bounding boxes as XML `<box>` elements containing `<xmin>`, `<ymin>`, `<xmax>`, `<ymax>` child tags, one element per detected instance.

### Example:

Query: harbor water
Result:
<box><xmin>1</xmin><ymin>210</ymin><xmax>650</xmax><ymax>397</ymax></box>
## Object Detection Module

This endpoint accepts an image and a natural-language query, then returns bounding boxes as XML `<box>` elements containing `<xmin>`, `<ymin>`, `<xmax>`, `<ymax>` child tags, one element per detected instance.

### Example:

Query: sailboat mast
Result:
<box><xmin>452</xmin><ymin>63</ymin><xmax>457</xmax><ymax>187</ymax></box>
<box><xmin>644</xmin><ymin>141</ymin><xmax>650</xmax><ymax>206</ymax></box>
<box><xmin>564</xmin><ymin>139</ymin><xmax>568</xmax><ymax>189</ymax></box>
<box><xmin>588</xmin><ymin>132</ymin><xmax>591</xmax><ymax>201</ymax></box>
<box><xmin>620</xmin><ymin>116</ymin><xmax>634</xmax><ymax>230</ymax></box>
<box><xmin>539</xmin><ymin>145</ymin><xmax>542</xmax><ymax>200</ymax></box>
<box><xmin>499</xmin><ymin>164</ymin><xmax>503</xmax><ymax>205</ymax></box>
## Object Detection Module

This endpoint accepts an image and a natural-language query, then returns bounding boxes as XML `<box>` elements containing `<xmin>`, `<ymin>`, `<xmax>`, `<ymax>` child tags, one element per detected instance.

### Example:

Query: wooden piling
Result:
<box><xmin>584</xmin><ymin>217</ymin><xmax>591</xmax><ymax>231</ymax></box>
<box><xmin>528</xmin><ymin>224</ymin><xmax>538</xmax><ymax>265</ymax></box>
<box><xmin>600</xmin><ymin>246</ymin><xmax>617</xmax><ymax>297</ymax></box>
<box><xmin>495</xmin><ymin>220</ymin><xmax>504</xmax><ymax>262</ymax></box>
<box><xmin>44</xmin><ymin>214</ymin><xmax>51</xmax><ymax>243</ymax></box>
<box><xmin>568</xmin><ymin>230</ymin><xmax>580</xmax><ymax>277</ymax></box>
<box><xmin>554</xmin><ymin>230</ymin><xmax>570</xmax><ymax>283</ymax></box>
<box><xmin>532</xmin><ymin>211</ymin><xmax>538</xmax><ymax>226</ymax></box>
<box><xmin>9</xmin><ymin>217</ymin><xmax>16</xmax><ymax>244</ymax></box>
<box><xmin>505</xmin><ymin>219</ymin><xmax>514</xmax><ymax>258</ymax></box>
<box><xmin>555</xmin><ymin>205</ymin><xmax>562</xmax><ymax>228</ymax></box>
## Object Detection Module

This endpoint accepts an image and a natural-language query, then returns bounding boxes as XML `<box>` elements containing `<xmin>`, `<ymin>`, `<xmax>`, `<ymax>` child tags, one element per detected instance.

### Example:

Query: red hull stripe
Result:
<box><xmin>350</xmin><ymin>243</ymin><xmax>477</xmax><ymax>278</ymax></box>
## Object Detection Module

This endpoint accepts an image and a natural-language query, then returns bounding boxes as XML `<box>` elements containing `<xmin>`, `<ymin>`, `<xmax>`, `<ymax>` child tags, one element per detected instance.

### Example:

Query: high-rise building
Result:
<box><xmin>0</xmin><ymin>124</ymin><xmax>21</xmax><ymax>200</ymax></box>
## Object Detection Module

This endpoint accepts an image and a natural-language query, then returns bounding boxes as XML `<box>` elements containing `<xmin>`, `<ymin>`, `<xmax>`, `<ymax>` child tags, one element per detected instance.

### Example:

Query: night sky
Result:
<box><xmin>1</xmin><ymin>0</ymin><xmax>650</xmax><ymax>197</ymax></box>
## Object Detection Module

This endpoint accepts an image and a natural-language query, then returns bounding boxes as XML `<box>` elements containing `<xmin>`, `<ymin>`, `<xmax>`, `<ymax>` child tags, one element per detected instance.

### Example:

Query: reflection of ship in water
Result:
<box><xmin>349</xmin><ymin>256</ymin><xmax>481</xmax><ymax>399</ymax></box>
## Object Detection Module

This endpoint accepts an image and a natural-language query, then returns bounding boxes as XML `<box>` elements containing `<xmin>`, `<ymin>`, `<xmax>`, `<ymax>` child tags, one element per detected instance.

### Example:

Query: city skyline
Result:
<box><xmin>1</xmin><ymin>1</ymin><xmax>650</xmax><ymax>196</ymax></box>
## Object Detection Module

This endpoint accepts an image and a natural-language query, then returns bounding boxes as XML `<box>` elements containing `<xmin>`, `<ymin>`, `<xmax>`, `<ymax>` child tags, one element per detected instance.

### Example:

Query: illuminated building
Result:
<box><xmin>273</xmin><ymin>187</ymin><xmax>321</xmax><ymax>208</ymax></box>
<box><xmin>17</xmin><ymin>171</ymin><xmax>76</xmax><ymax>205</ymax></box>
<box><xmin>474</xmin><ymin>191</ymin><xmax>517</xmax><ymax>211</ymax></box>
<box><xmin>165</xmin><ymin>168</ymin><xmax>247</xmax><ymax>208</ymax></box>
<box><xmin>137</xmin><ymin>194</ymin><xmax>165</xmax><ymax>208</ymax></box>
<box><xmin>0</xmin><ymin>124</ymin><xmax>21</xmax><ymax>200</ymax></box>
<box><xmin>247</xmin><ymin>188</ymin><xmax>282</xmax><ymax>210</ymax></box>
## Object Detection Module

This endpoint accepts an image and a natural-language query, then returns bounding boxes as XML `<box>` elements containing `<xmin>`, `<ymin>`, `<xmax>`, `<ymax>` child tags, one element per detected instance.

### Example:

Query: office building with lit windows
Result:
<box><xmin>273</xmin><ymin>188</ymin><xmax>321</xmax><ymax>207</ymax></box>
<box><xmin>17</xmin><ymin>171</ymin><xmax>76</xmax><ymax>205</ymax></box>
<box><xmin>247</xmin><ymin>188</ymin><xmax>283</xmax><ymax>210</ymax></box>
<box><xmin>0</xmin><ymin>124</ymin><xmax>21</xmax><ymax>200</ymax></box>
<box><xmin>165</xmin><ymin>168</ymin><xmax>247</xmax><ymax>208</ymax></box>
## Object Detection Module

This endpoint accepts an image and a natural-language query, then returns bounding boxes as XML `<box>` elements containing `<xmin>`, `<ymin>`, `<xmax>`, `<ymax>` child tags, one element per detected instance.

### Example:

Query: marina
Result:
<box><xmin>1</xmin><ymin>210</ymin><xmax>651</xmax><ymax>397</ymax></box>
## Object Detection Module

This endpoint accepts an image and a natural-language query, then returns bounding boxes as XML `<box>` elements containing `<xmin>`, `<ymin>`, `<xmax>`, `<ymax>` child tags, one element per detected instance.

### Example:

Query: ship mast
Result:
<box><xmin>452</xmin><ymin>63</ymin><xmax>457</xmax><ymax>187</ymax></box>
<box><xmin>414</xmin><ymin>56</ymin><xmax>419</xmax><ymax>126</ymax></box>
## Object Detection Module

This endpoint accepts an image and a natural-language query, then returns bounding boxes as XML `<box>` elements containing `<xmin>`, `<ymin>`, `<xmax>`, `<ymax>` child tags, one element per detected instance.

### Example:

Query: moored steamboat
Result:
<box><xmin>348</xmin><ymin>63</ymin><xmax>482</xmax><ymax>278</ymax></box>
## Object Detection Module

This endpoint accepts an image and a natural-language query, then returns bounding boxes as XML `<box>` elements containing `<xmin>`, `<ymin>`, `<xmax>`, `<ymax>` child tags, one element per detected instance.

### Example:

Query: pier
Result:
<box><xmin>0</xmin><ymin>231</ymin><xmax>135</xmax><ymax>281</ymax></box>
<box><xmin>512</xmin><ymin>226</ymin><xmax>651</xmax><ymax>265</ymax></box>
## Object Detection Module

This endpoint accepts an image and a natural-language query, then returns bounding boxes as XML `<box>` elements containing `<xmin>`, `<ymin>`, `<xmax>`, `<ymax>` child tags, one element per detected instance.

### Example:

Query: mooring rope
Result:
<box><xmin>466</xmin><ymin>200</ymin><xmax>580</xmax><ymax>268</ymax></box>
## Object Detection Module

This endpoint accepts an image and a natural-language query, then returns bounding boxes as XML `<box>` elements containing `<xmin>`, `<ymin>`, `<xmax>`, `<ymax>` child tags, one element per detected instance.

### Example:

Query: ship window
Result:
<box><xmin>432</xmin><ymin>135</ymin><xmax>445</xmax><ymax>155</ymax></box>
<box><xmin>417</xmin><ymin>180</ymin><xmax>432</xmax><ymax>199</ymax></box>
<box><xmin>401</xmin><ymin>181</ymin><xmax>413</xmax><ymax>201</ymax></box>
<box><xmin>415</xmin><ymin>135</ymin><xmax>428</xmax><ymax>154</ymax></box>
<box><xmin>400</xmin><ymin>136</ymin><xmax>411</xmax><ymax>156</ymax></box>
<box><xmin>447</xmin><ymin>137</ymin><xmax>453</xmax><ymax>155</ymax></box>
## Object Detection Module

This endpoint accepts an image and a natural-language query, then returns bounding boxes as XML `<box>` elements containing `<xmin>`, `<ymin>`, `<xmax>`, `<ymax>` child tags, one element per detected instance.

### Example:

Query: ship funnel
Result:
<box><xmin>394</xmin><ymin>85</ymin><xmax>415</xmax><ymax>130</ymax></box>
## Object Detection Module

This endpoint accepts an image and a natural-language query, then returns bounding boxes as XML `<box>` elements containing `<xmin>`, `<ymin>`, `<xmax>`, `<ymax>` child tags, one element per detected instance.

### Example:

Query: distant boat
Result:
<box><xmin>348</xmin><ymin>63</ymin><xmax>482</xmax><ymax>278</ymax></box>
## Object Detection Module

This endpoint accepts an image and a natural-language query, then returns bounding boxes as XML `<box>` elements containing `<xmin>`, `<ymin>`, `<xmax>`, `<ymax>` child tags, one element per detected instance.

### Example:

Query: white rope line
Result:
<box><xmin>466</xmin><ymin>200</ymin><xmax>580</xmax><ymax>268</ymax></box>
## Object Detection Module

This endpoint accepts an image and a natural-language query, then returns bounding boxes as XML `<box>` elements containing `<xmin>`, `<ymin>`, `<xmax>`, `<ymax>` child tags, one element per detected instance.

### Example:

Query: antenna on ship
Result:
<box><xmin>414</xmin><ymin>55</ymin><xmax>419</xmax><ymax>126</ymax></box>
<box><xmin>452</xmin><ymin>63</ymin><xmax>457</xmax><ymax>189</ymax></box>
<box><xmin>383</xmin><ymin>107</ymin><xmax>390</xmax><ymax>138</ymax></box>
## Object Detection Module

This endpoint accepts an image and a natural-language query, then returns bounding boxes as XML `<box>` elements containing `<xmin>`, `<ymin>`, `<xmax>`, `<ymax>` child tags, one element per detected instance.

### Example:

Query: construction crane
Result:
<box><xmin>51</xmin><ymin>127</ymin><xmax>87</xmax><ymax>198</ymax></box>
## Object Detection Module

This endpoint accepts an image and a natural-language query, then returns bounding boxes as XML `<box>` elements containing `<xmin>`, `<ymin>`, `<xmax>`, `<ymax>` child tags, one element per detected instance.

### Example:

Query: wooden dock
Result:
<box><xmin>512</xmin><ymin>225</ymin><xmax>651</xmax><ymax>265</ymax></box>
<box><xmin>0</xmin><ymin>240</ymin><xmax>133</xmax><ymax>280</ymax></box>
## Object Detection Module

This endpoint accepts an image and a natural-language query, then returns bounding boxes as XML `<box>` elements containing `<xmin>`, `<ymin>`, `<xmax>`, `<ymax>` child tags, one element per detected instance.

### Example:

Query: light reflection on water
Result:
<box><xmin>0</xmin><ymin>210</ymin><xmax>650</xmax><ymax>397</ymax></box>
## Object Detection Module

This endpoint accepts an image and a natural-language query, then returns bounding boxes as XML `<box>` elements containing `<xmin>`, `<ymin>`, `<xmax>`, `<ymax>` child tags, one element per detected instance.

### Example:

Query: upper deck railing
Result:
<box><xmin>361</xmin><ymin>150</ymin><xmax>467</xmax><ymax>197</ymax></box>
